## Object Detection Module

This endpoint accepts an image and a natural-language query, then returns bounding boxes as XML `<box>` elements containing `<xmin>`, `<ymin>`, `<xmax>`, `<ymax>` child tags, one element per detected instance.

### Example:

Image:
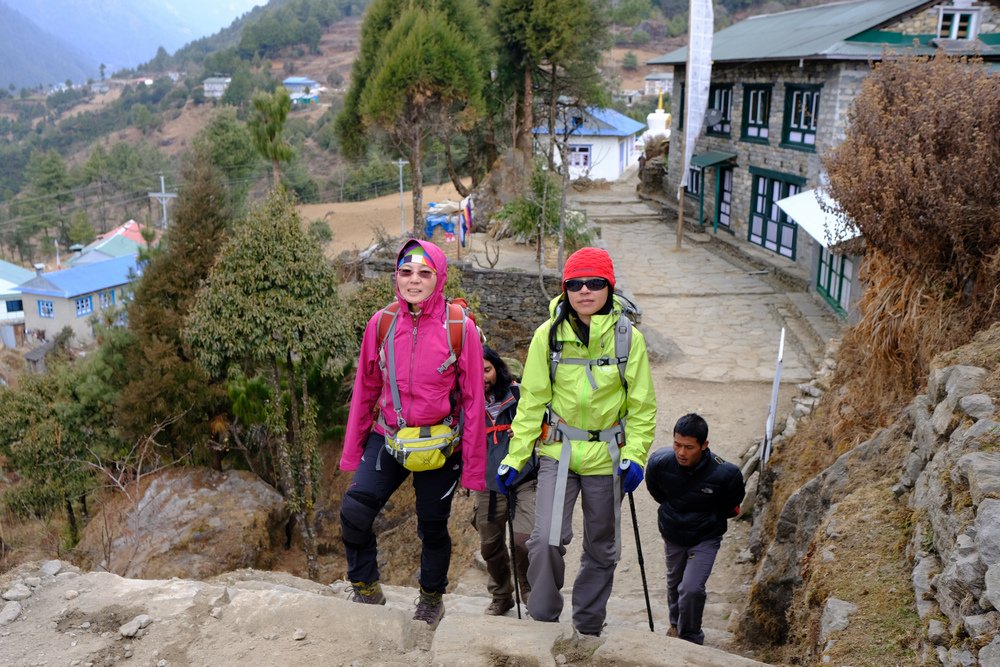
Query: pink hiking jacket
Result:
<box><xmin>339</xmin><ymin>239</ymin><xmax>486</xmax><ymax>492</ymax></box>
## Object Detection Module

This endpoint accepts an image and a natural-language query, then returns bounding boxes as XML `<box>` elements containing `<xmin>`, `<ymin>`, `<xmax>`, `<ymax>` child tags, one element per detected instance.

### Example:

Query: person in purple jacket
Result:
<box><xmin>339</xmin><ymin>239</ymin><xmax>485</xmax><ymax>629</ymax></box>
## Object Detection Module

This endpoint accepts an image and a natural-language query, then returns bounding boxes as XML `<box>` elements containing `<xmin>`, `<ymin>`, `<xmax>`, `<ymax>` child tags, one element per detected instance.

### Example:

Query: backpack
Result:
<box><xmin>376</xmin><ymin>297</ymin><xmax>481</xmax><ymax>374</ymax></box>
<box><xmin>548</xmin><ymin>291</ymin><xmax>640</xmax><ymax>389</ymax></box>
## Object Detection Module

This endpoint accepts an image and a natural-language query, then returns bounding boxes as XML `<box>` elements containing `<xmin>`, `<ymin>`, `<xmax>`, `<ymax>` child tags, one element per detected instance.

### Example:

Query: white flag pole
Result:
<box><xmin>676</xmin><ymin>0</ymin><xmax>714</xmax><ymax>249</ymax></box>
<box><xmin>760</xmin><ymin>327</ymin><xmax>786</xmax><ymax>470</ymax></box>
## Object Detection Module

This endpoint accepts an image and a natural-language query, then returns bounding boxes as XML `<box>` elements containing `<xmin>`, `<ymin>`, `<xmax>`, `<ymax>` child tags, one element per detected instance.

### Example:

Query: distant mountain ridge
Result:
<box><xmin>5</xmin><ymin>0</ymin><xmax>263</xmax><ymax>76</ymax></box>
<box><xmin>0</xmin><ymin>1</ymin><xmax>93</xmax><ymax>89</ymax></box>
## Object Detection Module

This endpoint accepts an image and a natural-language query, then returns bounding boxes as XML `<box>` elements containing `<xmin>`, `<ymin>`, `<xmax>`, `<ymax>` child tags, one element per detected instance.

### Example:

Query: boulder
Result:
<box><xmin>76</xmin><ymin>467</ymin><xmax>288</xmax><ymax>580</ymax></box>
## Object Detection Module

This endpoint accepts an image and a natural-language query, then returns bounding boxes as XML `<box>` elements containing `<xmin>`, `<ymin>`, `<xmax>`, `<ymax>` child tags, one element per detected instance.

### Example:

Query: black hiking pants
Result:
<box><xmin>340</xmin><ymin>432</ymin><xmax>462</xmax><ymax>594</ymax></box>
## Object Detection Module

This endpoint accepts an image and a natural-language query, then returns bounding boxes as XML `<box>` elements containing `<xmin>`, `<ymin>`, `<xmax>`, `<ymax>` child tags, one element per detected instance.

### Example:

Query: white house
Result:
<box><xmin>203</xmin><ymin>77</ymin><xmax>232</xmax><ymax>99</ymax></box>
<box><xmin>533</xmin><ymin>107</ymin><xmax>646</xmax><ymax>181</ymax></box>
<box><xmin>0</xmin><ymin>259</ymin><xmax>33</xmax><ymax>325</ymax></box>
<box><xmin>644</xmin><ymin>71</ymin><xmax>674</xmax><ymax>96</ymax></box>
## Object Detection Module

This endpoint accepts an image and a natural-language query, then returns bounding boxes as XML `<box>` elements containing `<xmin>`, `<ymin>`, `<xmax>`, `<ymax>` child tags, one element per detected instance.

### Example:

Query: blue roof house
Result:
<box><xmin>1</xmin><ymin>259</ymin><xmax>34</xmax><ymax>325</ymax></box>
<box><xmin>17</xmin><ymin>254</ymin><xmax>140</xmax><ymax>346</ymax></box>
<box><xmin>283</xmin><ymin>76</ymin><xmax>321</xmax><ymax>105</ymax></box>
<box><xmin>533</xmin><ymin>107</ymin><xmax>646</xmax><ymax>182</ymax></box>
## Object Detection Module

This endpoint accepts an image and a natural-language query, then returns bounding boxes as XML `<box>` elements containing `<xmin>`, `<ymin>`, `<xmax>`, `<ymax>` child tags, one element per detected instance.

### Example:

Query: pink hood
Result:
<box><xmin>340</xmin><ymin>239</ymin><xmax>486</xmax><ymax>491</ymax></box>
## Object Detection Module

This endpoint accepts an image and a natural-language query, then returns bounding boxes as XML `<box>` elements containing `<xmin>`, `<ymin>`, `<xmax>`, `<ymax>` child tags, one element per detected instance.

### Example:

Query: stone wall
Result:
<box><xmin>364</xmin><ymin>258</ymin><xmax>563</xmax><ymax>360</ymax></box>
<box><xmin>664</xmin><ymin>60</ymin><xmax>869</xmax><ymax>278</ymax></box>
<box><xmin>738</xmin><ymin>353</ymin><xmax>1000</xmax><ymax>665</ymax></box>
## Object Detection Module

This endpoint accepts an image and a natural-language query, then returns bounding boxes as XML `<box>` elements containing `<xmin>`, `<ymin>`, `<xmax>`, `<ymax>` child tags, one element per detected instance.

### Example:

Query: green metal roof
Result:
<box><xmin>649</xmin><ymin>0</ymin><xmax>935</xmax><ymax>65</ymax></box>
<box><xmin>691</xmin><ymin>151</ymin><xmax>737</xmax><ymax>168</ymax></box>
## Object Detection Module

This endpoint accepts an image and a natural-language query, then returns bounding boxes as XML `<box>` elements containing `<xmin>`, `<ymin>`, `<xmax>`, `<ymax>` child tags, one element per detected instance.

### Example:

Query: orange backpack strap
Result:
<box><xmin>376</xmin><ymin>301</ymin><xmax>401</xmax><ymax>351</ymax></box>
<box><xmin>439</xmin><ymin>300</ymin><xmax>468</xmax><ymax>373</ymax></box>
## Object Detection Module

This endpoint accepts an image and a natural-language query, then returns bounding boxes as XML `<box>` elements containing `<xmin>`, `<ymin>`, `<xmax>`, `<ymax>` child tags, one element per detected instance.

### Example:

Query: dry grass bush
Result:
<box><xmin>822</xmin><ymin>52</ymin><xmax>1000</xmax><ymax>451</ymax></box>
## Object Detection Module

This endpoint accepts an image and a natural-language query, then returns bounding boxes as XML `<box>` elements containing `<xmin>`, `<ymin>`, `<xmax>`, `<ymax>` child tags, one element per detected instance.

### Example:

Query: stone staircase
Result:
<box><xmin>327</xmin><ymin>580</ymin><xmax>771</xmax><ymax>666</ymax></box>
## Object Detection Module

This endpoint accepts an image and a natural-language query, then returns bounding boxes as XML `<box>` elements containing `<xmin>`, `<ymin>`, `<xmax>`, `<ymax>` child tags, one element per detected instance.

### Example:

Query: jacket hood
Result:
<box><xmin>395</xmin><ymin>239</ymin><xmax>448</xmax><ymax>316</ymax></box>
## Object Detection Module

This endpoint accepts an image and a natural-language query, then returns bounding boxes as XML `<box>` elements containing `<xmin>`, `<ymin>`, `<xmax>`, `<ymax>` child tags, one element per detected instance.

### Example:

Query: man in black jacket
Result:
<box><xmin>646</xmin><ymin>413</ymin><xmax>745</xmax><ymax>645</ymax></box>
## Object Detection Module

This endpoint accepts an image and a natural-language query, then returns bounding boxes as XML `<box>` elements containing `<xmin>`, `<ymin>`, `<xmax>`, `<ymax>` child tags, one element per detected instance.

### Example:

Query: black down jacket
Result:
<box><xmin>645</xmin><ymin>447</ymin><xmax>745</xmax><ymax>547</ymax></box>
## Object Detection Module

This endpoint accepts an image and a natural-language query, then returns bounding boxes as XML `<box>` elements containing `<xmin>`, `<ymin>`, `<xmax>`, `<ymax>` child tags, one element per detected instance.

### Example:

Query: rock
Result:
<box><xmin>0</xmin><ymin>601</ymin><xmax>22</xmax><ymax>625</ymax></box>
<box><xmin>912</xmin><ymin>554</ymin><xmax>941</xmax><ymax>620</ymax></box>
<box><xmin>293</xmin><ymin>628</ymin><xmax>306</xmax><ymax>640</ymax></box>
<box><xmin>957</xmin><ymin>451</ymin><xmax>1000</xmax><ymax>506</ymax></box>
<box><xmin>39</xmin><ymin>560</ymin><xmax>63</xmax><ymax>577</ymax></box>
<box><xmin>984</xmin><ymin>564</ymin><xmax>1000</xmax><ymax>611</ymax></box>
<box><xmin>23</xmin><ymin>577</ymin><xmax>41</xmax><ymax>589</ymax></box>
<box><xmin>819</xmin><ymin>597</ymin><xmax>857</xmax><ymax>642</ymax></box>
<box><xmin>959</xmin><ymin>394</ymin><xmax>995</xmax><ymax>420</ymax></box>
<box><xmin>979</xmin><ymin>636</ymin><xmax>1000</xmax><ymax>667</ymax></box>
<box><xmin>927</xmin><ymin>618</ymin><xmax>947</xmax><ymax>644</ymax></box>
<box><xmin>2</xmin><ymin>584</ymin><xmax>32</xmax><ymax>601</ymax></box>
<box><xmin>797</xmin><ymin>383</ymin><xmax>823</xmax><ymax>398</ymax></box>
<box><xmin>976</xmin><ymin>500</ymin><xmax>1000</xmax><ymax>565</ymax></box>
<box><xmin>119</xmin><ymin>615</ymin><xmax>152</xmax><ymax>638</ymax></box>
<box><xmin>64</xmin><ymin>590</ymin><xmax>79</xmax><ymax>600</ymax></box>
<box><xmin>75</xmin><ymin>467</ymin><xmax>289</xmax><ymax>580</ymax></box>
<box><xmin>963</xmin><ymin>612</ymin><xmax>999</xmax><ymax>640</ymax></box>
<box><xmin>821</xmin><ymin>548</ymin><xmax>835</xmax><ymax>563</ymax></box>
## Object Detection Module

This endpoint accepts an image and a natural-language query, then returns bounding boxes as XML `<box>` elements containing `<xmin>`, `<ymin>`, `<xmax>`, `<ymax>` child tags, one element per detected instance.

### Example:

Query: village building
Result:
<box><xmin>649</xmin><ymin>0</ymin><xmax>1000</xmax><ymax>318</ymax></box>
<box><xmin>533</xmin><ymin>106</ymin><xmax>646</xmax><ymax>182</ymax></box>
<box><xmin>17</xmin><ymin>254</ymin><xmax>139</xmax><ymax>347</ymax></box>
<box><xmin>202</xmin><ymin>76</ymin><xmax>232</xmax><ymax>99</ymax></box>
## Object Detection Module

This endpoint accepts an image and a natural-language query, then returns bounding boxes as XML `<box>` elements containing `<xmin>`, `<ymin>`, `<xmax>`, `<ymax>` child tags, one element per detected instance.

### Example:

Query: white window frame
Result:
<box><xmin>38</xmin><ymin>300</ymin><xmax>54</xmax><ymax>319</ymax></box>
<box><xmin>75</xmin><ymin>295</ymin><xmax>93</xmax><ymax>317</ymax></box>
<box><xmin>784</xmin><ymin>85</ymin><xmax>821</xmax><ymax>148</ymax></box>
<box><xmin>707</xmin><ymin>85</ymin><xmax>733</xmax><ymax>135</ymax></box>
<box><xmin>567</xmin><ymin>145</ymin><xmax>591</xmax><ymax>169</ymax></box>
<box><xmin>99</xmin><ymin>290</ymin><xmax>115</xmax><ymax>310</ymax></box>
<box><xmin>686</xmin><ymin>166</ymin><xmax>703</xmax><ymax>196</ymax></box>
<box><xmin>938</xmin><ymin>8</ymin><xmax>980</xmax><ymax>40</ymax></box>
<box><xmin>743</xmin><ymin>86</ymin><xmax>770</xmax><ymax>140</ymax></box>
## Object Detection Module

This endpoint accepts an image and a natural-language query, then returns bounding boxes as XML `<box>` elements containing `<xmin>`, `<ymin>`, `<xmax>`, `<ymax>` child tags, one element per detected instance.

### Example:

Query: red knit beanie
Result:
<box><xmin>562</xmin><ymin>247</ymin><xmax>615</xmax><ymax>290</ymax></box>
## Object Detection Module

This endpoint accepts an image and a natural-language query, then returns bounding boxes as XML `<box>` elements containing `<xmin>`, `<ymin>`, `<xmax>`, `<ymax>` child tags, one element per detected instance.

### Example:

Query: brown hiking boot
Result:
<box><xmin>413</xmin><ymin>587</ymin><xmax>445</xmax><ymax>628</ymax></box>
<box><xmin>349</xmin><ymin>580</ymin><xmax>386</xmax><ymax>605</ymax></box>
<box><xmin>485</xmin><ymin>597</ymin><xmax>515</xmax><ymax>616</ymax></box>
<box><xmin>666</xmin><ymin>625</ymin><xmax>678</xmax><ymax>638</ymax></box>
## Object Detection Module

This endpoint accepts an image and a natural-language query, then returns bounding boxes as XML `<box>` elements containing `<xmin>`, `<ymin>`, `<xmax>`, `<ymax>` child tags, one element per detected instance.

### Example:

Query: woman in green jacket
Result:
<box><xmin>497</xmin><ymin>247</ymin><xmax>657</xmax><ymax>636</ymax></box>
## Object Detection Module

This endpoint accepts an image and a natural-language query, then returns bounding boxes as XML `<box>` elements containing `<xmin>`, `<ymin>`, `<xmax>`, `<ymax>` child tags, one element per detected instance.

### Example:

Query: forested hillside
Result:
<box><xmin>0</xmin><ymin>2</ymin><xmax>93</xmax><ymax>89</ymax></box>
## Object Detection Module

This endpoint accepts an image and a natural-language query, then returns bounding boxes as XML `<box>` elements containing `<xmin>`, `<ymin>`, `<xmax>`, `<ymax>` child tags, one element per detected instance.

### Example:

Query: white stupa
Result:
<box><xmin>640</xmin><ymin>92</ymin><xmax>671</xmax><ymax>149</ymax></box>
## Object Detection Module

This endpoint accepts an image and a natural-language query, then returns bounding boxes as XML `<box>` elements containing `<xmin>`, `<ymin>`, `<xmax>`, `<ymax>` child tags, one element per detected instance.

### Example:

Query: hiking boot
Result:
<box><xmin>349</xmin><ymin>580</ymin><xmax>386</xmax><ymax>605</ymax></box>
<box><xmin>666</xmin><ymin>625</ymin><xmax>678</xmax><ymax>638</ymax></box>
<box><xmin>485</xmin><ymin>597</ymin><xmax>515</xmax><ymax>616</ymax></box>
<box><xmin>413</xmin><ymin>587</ymin><xmax>445</xmax><ymax>628</ymax></box>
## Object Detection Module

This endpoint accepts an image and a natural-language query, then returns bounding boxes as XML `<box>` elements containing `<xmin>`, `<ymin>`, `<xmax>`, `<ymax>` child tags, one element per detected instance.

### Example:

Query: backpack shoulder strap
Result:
<box><xmin>437</xmin><ymin>300</ymin><xmax>467</xmax><ymax>374</ymax></box>
<box><xmin>613</xmin><ymin>313</ymin><xmax>632</xmax><ymax>390</ymax></box>
<box><xmin>376</xmin><ymin>301</ymin><xmax>401</xmax><ymax>351</ymax></box>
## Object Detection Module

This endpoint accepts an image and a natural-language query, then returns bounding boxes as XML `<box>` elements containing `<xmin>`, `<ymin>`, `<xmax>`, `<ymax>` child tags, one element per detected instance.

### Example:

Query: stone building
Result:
<box><xmin>649</xmin><ymin>0</ymin><xmax>1000</xmax><ymax>319</ymax></box>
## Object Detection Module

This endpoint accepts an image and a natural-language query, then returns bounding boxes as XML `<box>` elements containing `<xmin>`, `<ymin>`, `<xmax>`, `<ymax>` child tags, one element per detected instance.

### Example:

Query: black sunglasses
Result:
<box><xmin>565</xmin><ymin>278</ymin><xmax>609</xmax><ymax>292</ymax></box>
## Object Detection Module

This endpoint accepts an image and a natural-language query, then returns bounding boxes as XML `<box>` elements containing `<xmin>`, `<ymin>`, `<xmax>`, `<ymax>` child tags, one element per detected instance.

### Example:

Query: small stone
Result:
<box><xmin>56</xmin><ymin>571</ymin><xmax>79</xmax><ymax>581</ymax></box>
<box><xmin>555</xmin><ymin>655</ymin><xmax>567</xmax><ymax>665</ymax></box>
<box><xmin>928</xmin><ymin>618</ymin><xmax>947</xmax><ymax>643</ymax></box>
<box><xmin>64</xmin><ymin>590</ymin><xmax>79</xmax><ymax>600</ymax></box>
<box><xmin>71</xmin><ymin>661</ymin><xmax>81</xmax><ymax>666</ymax></box>
<box><xmin>821</xmin><ymin>548</ymin><xmax>836</xmax><ymax>563</ymax></box>
<box><xmin>158</xmin><ymin>660</ymin><xmax>168</xmax><ymax>667</ymax></box>
<box><xmin>136</xmin><ymin>615</ymin><xmax>153</xmax><ymax>629</ymax></box>
<box><xmin>120</xmin><ymin>620</ymin><xmax>141</xmax><ymax>638</ymax></box>
<box><xmin>293</xmin><ymin>628</ymin><xmax>306</xmax><ymax>641</ymax></box>
<box><xmin>123</xmin><ymin>648</ymin><xmax>133</xmax><ymax>658</ymax></box>
<box><xmin>0</xmin><ymin>601</ymin><xmax>22</xmax><ymax>626</ymax></box>
<box><xmin>81</xmin><ymin>622</ymin><xmax>91</xmax><ymax>629</ymax></box>
<box><xmin>209</xmin><ymin>607</ymin><xmax>222</xmax><ymax>619</ymax></box>
<box><xmin>23</xmin><ymin>577</ymin><xmax>41</xmax><ymax>588</ymax></box>
<box><xmin>2</xmin><ymin>583</ymin><xmax>32</xmax><ymax>601</ymax></box>
<box><xmin>39</xmin><ymin>560</ymin><xmax>63</xmax><ymax>576</ymax></box>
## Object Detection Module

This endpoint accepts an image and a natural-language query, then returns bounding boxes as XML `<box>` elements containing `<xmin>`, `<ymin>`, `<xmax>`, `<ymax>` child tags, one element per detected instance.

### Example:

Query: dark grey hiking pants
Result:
<box><xmin>664</xmin><ymin>536</ymin><xmax>722</xmax><ymax>645</ymax></box>
<box><xmin>526</xmin><ymin>456</ymin><xmax>620</xmax><ymax>635</ymax></box>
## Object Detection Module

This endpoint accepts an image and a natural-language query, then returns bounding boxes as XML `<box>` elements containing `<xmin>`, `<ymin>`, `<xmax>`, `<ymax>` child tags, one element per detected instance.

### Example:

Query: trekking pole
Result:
<box><xmin>507</xmin><ymin>495</ymin><xmax>522</xmax><ymax>619</ymax></box>
<box><xmin>628</xmin><ymin>491</ymin><xmax>655</xmax><ymax>632</ymax></box>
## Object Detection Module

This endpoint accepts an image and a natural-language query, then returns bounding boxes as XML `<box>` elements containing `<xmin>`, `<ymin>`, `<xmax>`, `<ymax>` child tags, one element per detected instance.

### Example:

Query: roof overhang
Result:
<box><xmin>691</xmin><ymin>151</ymin><xmax>737</xmax><ymax>168</ymax></box>
<box><xmin>777</xmin><ymin>188</ymin><xmax>860</xmax><ymax>249</ymax></box>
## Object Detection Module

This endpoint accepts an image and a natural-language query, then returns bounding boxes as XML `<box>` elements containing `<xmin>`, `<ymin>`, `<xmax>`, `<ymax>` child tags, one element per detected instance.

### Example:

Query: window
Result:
<box><xmin>742</xmin><ymin>84</ymin><xmax>771</xmax><ymax>142</ymax></box>
<box><xmin>38</xmin><ymin>300</ymin><xmax>54</xmax><ymax>318</ymax></box>
<box><xmin>748</xmin><ymin>167</ymin><xmax>805</xmax><ymax>259</ymax></box>
<box><xmin>5</xmin><ymin>299</ymin><xmax>23</xmax><ymax>314</ymax></box>
<box><xmin>99</xmin><ymin>290</ymin><xmax>115</xmax><ymax>310</ymax></box>
<box><xmin>939</xmin><ymin>9</ymin><xmax>978</xmax><ymax>40</ymax></box>
<box><xmin>567</xmin><ymin>145</ymin><xmax>591</xmax><ymax>169</ymax></box>
<box><xmin>75</xmin><ymin>296</ymin><xmax>93</xmax><ymax>317</ymax></box>
<box><xmin>685</xmin><ymin>166</ymin><xmax>703</xmax><ymax>197</ymax></box>
<box><xmin>782</xmin><ymin>84</ymin><xmax>821</xmax><ymax>150</ymax></box>
<box><xmin>678</xmin><ymin>83</ymin><xmax>685</xmax><ymax>130</ymax></box>
<box><xmin>707</xmin><ymin>85</ymin><xmax>733</xmax><ymax>136</ymax></box>
<box><xmin>818</xmin><ymin>248</ymin><xmax>854</xmax><ymax>315</ymax></box>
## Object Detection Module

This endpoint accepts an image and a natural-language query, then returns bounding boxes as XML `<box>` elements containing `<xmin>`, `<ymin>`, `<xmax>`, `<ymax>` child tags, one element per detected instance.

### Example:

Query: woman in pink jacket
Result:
<box><xmin>339</xmin><ymin>239</ymin><xmax>485</xmax><ymax>628</ymax></box>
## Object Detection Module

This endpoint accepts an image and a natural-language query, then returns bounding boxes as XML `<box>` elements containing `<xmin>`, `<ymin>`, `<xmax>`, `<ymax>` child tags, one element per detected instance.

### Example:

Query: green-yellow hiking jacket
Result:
<box><xmin>501</xmin><ymin>294</ymin><xmax>657</xmax><ymax>476</ymax></box>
